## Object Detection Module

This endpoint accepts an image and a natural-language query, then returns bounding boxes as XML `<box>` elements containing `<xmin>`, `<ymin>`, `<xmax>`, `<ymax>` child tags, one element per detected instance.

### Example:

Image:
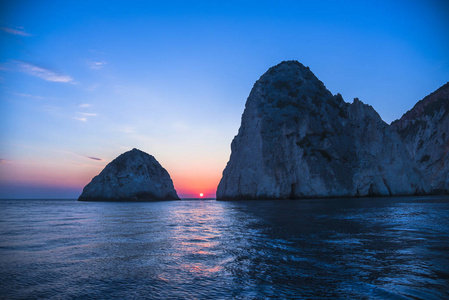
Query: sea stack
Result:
<box><xmin>78</xmin><ymin>148</ymin><xmax>180</xmax><ymax>201</ymax></box>
<box><xmin>217</xmin><ymin>60</ymin><xmax>432</xmax><ymax>200</ymax></box>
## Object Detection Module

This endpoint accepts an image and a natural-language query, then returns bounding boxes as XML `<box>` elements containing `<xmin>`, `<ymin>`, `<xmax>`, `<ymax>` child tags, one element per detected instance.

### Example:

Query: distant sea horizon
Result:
<box><xmin>0</xmin><ymin>197</ymin><xmax>216</xmax><ymax>201</ymax></box>
<box><xmin>3</xmin><ymin>193</ymin><xmax>448</xmax><ymax>201</ymax></box>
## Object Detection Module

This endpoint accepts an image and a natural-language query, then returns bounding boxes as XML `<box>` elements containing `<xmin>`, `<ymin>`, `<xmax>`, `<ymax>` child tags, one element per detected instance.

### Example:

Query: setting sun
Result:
<box><xmin>199</xmin><ymin>193</ymin><xmax>204</xmax><ymax>197</ymax></box>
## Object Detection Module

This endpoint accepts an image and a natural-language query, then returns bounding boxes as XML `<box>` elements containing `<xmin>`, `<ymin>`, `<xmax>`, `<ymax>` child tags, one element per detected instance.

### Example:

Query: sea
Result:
<box><xmin>0</xmin><ymin>196</ymin><xmax>448</xmax><ymax>299</ymax></box>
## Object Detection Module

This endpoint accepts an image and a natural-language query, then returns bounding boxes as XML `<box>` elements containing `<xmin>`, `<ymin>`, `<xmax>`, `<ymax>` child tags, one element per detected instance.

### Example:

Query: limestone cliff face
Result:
<box><xmin>391</xmin><ymin>83</ymin><xmax>449</xmax><ymax>193</ymax></box>
<box><xmin>78</xmin><ymin>148</ymin><xmax>180</xmax><ymax>201</ymax></box>
<box><xmin>217</xmin><ymin>61</ymin><xmax>427</xmax><ymax>200</ymax></box>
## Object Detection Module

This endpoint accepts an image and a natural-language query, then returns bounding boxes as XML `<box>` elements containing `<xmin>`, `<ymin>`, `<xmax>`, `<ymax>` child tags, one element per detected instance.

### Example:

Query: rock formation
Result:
<box><xmin>391</xmin><ymin>83</ymin><xmax>449</xmax><ymax>194</ymax></box>
<box><xmin>217</xmin><ymin>60</ymin><xmax>441</xmax><ymax>200</ymax></box>
<box><xmin>78</xmin><ymin>148</ymin><xmax>180</xmax><ymax>201</ymax></box>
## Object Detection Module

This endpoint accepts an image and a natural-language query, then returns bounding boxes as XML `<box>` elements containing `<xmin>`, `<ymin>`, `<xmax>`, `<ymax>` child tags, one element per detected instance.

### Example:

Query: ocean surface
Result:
<box><xmin>0</xmin><ymin>196</ymin><xmax>448</xmax><ymax>299</ymax></box>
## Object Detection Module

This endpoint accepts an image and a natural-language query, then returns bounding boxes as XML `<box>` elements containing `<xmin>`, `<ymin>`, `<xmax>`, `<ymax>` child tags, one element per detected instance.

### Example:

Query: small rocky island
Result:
<box><xmin>78</xmin><ymin>148</ymin><xmax>180</xmax><ymax>201</ymax></box>
<box><xmin>217</xmin><ymin>60</ymin><xmax>448</xmax><ymax>200</ymax></box>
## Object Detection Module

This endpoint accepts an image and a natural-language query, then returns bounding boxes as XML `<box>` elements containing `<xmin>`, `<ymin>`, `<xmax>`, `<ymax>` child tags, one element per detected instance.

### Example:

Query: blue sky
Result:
<box><xmin>1</xmin><ymin>0</ymin><xmax>448</xmax><ymax>198</ymax></box>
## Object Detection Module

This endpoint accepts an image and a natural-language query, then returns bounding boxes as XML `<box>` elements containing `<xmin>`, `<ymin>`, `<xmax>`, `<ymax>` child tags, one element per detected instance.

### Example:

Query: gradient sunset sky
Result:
<box><xmin>1</xmin><ymin>0</ymin><xmax>448</xmax><ymax>199</ymax></box>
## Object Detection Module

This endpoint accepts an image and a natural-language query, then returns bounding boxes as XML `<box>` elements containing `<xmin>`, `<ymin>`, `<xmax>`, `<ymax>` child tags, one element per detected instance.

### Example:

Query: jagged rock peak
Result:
<box><xmin>78</xmin><ymin>148</ymin><xmax>180</xmax><ymax>201</ymax></box>
<box><xmin>391</xmin><ymin>82</ymin><xmax>449</xmax><ymax>130</ymax></box>
<box><xmin>391</xmin><ymin>82</ymin><xmax>449</xmax><ymax>194</ymax></box>
<box><xmin>217</xmin><ymin>61</ymin><xmax>426</xmax><ymax>200</ymax></box>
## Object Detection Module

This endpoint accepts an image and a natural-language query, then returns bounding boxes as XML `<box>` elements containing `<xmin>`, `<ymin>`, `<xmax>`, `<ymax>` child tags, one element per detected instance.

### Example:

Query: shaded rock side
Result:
<box><xmin>217</xmin><ymin>60</ymin><xmax>426</xmax><ymax>200</ymax></box>
<box><xmin>391</xmin><ymin>82</ymin><xmax>449</xmax><ymax>193</ymax></box>
<box><xmin>78</xmin><ymin>148</ymin><xmax>180</xmax><ymax>201</ymax></box>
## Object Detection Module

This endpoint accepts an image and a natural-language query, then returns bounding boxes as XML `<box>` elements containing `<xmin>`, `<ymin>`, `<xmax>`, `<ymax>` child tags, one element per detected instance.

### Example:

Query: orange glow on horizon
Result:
<box><xmin>0</xmin><ymin>158</ymin><xmax>104</xmax><ymax>189</ymax></box>
<box><xmin>2</xmin><ymin>156</ymin><xmax>222</xmax><ymax>199</ymax></box>
<box><xmin>170</xmin><ymin>172</ymin><xmax>219</xmax><ymax>198</ymax></box>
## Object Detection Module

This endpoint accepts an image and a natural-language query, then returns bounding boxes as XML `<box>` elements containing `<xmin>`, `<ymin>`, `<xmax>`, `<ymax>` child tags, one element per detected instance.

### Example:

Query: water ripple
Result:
<box><xmin>0</xmin><ymin>197</ymin><xmax>448</xmax><ymax>299</ymax></box>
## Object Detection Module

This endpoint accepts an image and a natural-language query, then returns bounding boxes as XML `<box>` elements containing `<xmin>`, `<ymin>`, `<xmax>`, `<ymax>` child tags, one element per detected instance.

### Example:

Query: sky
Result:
<box><xmin>1</xmin><ymin>0</ymin><xmax>448</xmax><ymax>199</ymax></box>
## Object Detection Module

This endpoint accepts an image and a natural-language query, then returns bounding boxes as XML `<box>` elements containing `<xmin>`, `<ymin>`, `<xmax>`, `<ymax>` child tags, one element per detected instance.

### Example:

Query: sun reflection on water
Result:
<box><xmin>166</xmin><ymin>201</ymin><xmax>226</xmax><ymax>277</ymax></box>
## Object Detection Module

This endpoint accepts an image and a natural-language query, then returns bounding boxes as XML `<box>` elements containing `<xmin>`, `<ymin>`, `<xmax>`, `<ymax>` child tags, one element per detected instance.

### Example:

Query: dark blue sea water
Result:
<box><xmin>1</xmin><ymin>196</ymin><xmax>448</xmax><ymax>299</ymax></box>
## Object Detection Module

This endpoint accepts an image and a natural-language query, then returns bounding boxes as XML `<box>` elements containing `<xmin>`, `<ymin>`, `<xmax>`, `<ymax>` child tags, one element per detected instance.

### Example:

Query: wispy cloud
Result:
<box><xmin>13</xmin><ymin>92</ymin><xmax>44</xmax><ymax>99</ymax></box>
<box><xmin>89</xmin><ymin>61</ymin><xmax>107</xmax><ymax>70</ymax></box>
<box><xmin>75</xmin><ymin>103</ymin><xmax>97</xmax><ymax>121</ymax></box>
<box><xmin>15</xmin><ymin>61</ymin><xmax>74</xmax><ymax>83</ymax></box>
<box><xmin>1</xmin><ymin>26</ymin><xmax>32</xmax><ymax>36</ymax></box>
<box><xmin>86</xmin><ymin>156</ymin><xmax>102</xmax><ymax>161</ymax></box>
<box><xmin>0</xmin><ymin>159</ymin><xmax>7</xmax><ymax>165</ymax></box>
<box><xmin>74</xmin><ymin>111</ymin><xmax>97</xmax><ymax>122</ymax></box>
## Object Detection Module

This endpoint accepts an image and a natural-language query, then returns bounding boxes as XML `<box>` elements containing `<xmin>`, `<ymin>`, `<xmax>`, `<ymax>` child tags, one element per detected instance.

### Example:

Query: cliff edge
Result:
<box><xmin>391</xmin><ymin>82</ymin><xmax>449</xmax><ymax>193</ymax></box>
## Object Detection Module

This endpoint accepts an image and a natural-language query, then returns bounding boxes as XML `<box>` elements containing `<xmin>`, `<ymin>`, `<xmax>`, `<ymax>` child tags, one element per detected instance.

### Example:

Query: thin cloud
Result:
<box><xmin>74</xmin><ymin>111</ymin><xmax>97</xmax><ymax>121</ymax></box>
<box><xmin>86</xmin><ymin>156</ymin><xmax>102</xmax><ymax>161</ymax></box>
<box><xmin>79</xmin><ymin>103</ymin><xmax>91</xmax><ymax>108</ymax></box>
<box><xmin>1</xmin><ymin>26</ymin><xmax>32</xmax><ymax>36</ymax></box>
<box><xmin>89</xmin><ymin>61</ymin><xmax>107</xmax><ymax>70</ymax></box>
<box><xmin>0</xmin><ymin>159</ymin><xmax>6</xmax><ymax>165</ymax></box>
<box><xmin>13</xmin><ymin>92</ymin><xmax>44</xmax><ymax>99</ymax></box>
<box><xmin>16</xmin><ymin>61</ymin><xmax>74</xmax><ymax>83</ymax></box>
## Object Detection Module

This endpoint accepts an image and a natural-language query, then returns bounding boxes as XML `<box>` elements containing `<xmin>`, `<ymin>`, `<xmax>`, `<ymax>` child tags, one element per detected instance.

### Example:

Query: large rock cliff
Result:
<box><xmin>391</xmin><ymin>83</ymin><xmax>449</xmax><ymax>194</ymax></box>
<box><xmin>217</xmin><ymin>61</ymin><xmax>431</xmax><ymax>200</ymax></box>
<box><xmin>79</xmin><ymin>148</ymin><xmax>180</xmax><ymax>201</ymax></box>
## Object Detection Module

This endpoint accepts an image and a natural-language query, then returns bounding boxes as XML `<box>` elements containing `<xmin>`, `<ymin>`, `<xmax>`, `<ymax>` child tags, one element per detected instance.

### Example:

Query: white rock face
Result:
<box><xmin>217</xmin><ymin>61</ymin><xmax>429</xmax><ymax>200</ymax></box>
<box><xmin>79</xmin><ymin>148</ymin><xmax>180</xmax><ymax>201</ymax></box>
<box><xmin>391</xmin><ymin>83</ymin><xmax>449</xmax><ymax>193</ymax></box>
